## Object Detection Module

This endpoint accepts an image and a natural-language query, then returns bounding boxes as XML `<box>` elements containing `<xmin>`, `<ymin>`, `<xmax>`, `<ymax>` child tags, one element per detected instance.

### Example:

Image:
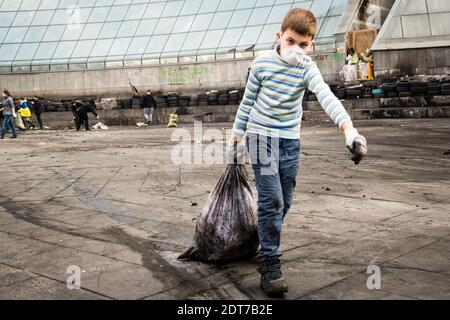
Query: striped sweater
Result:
<box><xmin>232</xmin><ymin>46</ymin><xmax>353</xmax><ymax>140</ymax></box>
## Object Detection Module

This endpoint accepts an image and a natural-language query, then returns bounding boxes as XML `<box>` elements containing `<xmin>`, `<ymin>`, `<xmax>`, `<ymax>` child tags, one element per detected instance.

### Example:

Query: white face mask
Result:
<box><xmin>280</xmin><ymin>46</ymin><xmax>307</xmax><ymax>65</ymax></box>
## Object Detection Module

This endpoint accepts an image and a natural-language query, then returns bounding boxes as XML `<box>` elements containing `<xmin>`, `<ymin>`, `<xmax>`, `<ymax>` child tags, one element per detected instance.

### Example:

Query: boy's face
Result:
<box><xmin>276</xmin><ymin>28</ymin><xmax>314</xmax><ymax>54</ymax></box>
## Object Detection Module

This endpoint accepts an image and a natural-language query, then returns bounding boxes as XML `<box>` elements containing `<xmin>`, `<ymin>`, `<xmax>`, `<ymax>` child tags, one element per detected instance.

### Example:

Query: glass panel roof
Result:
<box><xmin>372</xmin><ymin>0</ymin><xmax>450</xmax><ymax>50</ymax></box>
<box><xmin>0</xmin><ymin>0</ymin><xmax>351</xmax><ymax>69</ymax></box>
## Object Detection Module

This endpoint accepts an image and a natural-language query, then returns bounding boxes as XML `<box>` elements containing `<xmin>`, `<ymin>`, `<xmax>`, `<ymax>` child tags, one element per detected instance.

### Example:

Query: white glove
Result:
<box><xmin>345</xmin><ymin>128</ymin><xmax>367</xmax><ymax>165</ymax></box>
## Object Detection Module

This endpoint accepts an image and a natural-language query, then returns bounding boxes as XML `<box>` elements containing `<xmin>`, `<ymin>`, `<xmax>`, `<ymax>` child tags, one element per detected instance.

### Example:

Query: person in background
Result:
<box><xmin>30</xmin><ymin>95</ymin><xmax>44</xmax><ymax>130</ymax></box>
<box><xmin>18</xmin><ymin>98</ymin><xmax>35</xmax><ymax>130</ymax></box>
<box><xmin>141</xmin><ymin>90</ymin><xmax>156</xmax><ymax>125</ymax></box>
<box><xmin>73</xmin><ymin>99</ymin><xmax>99</xmax><ymax>131</ymax></box>
<box><xmin>0</xmin><ymin>105</ymin><xmax>3</xmax><ymax>131</ymax></box>
<box><xmin>346</xmin><ymin>48</ymin><xmax>355</xmax><ymax>65</ymax></box>
<box><xmin>1</xmin><ymin>89</ymin><xmax>17</xmax><ymax>139</ymax></box>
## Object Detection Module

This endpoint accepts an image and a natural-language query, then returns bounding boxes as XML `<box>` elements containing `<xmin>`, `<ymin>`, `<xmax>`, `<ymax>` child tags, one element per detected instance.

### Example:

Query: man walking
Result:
<box><xmin>31</xmin><ymin>96</ymin><xmax>44</xmax><ymax>130</ymax></box>
<box><xmin>1</xmin><ymin>89</ymin><xmax>17</xmax><ymax>139</ymax></box>
<box><xmin>141</xmin><ymin>90</ymin><xmax>156</xmax><ymax>125</ymax></box>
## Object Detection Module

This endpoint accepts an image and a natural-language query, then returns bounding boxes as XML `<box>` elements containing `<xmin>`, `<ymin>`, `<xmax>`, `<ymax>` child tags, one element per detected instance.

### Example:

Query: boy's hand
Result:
<box><xmin>344</xmin><ymin>128</ymin><xmax>367</xmax><ymax>165</ymax></box>
<box><xmin>226</xmin><ymin>136</ymin><xmax>245</xmax><ymax>165</ymax></box>
<box><xmin>229</xmin><ymin>133</ymin><xmax>242</xmax><ymax>143</ymax></box>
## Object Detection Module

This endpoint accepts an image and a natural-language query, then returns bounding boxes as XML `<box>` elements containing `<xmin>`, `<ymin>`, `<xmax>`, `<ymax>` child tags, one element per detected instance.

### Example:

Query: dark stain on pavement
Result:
<box><xmin>0</xmin><ymin>197</ymin><xmax>115</xmax><ymax>245</ymax></box>
<box><xmin>104</xmin><ymin>226</ymin><xmax>219</xmax><ymax>299</ymax></box>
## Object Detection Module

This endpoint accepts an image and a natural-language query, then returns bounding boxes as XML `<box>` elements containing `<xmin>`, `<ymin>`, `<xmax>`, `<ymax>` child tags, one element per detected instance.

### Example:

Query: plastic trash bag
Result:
<box><xmin>179</xmin><ymin>144</ymin><xmax>259</xmax><ymax>262</ymax></box>
<box><xmin>15</xmin><ymin>113</ymin><xmax>26</xmax><ymax>130</ymax></box>
<box><xmin>92</xmin><ymin>121</ymin><xmax>108</xmax><ymax>130</ymax></box>
<box><xmin>136</xmin><ymin>122</ymin><xmax>148</xmax><ymax>128</ymax></box>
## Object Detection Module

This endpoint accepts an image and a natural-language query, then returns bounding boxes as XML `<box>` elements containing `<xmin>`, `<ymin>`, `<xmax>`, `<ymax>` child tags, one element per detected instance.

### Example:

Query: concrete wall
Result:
<box><xmin>373</xmin><ymin>47</ymin><xmax>450</xmax><ymax>78</ymax></box>
<box><xmin>0</xmin><ymin>59</ymin><xmax>253</xmax><ymax>99</ymax></box>
<box><xmin>0</xmin><ymin>52</ymin><xmax>346</xmax><ymax>99</ymax></box>
<box><xmin>312</xmin><ymin>52</ymin><xmax>346</xmax><ymax>82</ymax></box>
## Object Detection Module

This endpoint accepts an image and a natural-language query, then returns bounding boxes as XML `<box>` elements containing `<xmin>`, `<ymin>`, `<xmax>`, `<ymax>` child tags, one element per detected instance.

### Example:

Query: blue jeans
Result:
<box><xmin>2</xmin><ymin>115</ymin><xmax>17</xmax><ymax>138</ymax></box>
<box><xmin>246</xmin><ymin>133</ymin><xmax>300</xmax><ymax>262</ymax></box>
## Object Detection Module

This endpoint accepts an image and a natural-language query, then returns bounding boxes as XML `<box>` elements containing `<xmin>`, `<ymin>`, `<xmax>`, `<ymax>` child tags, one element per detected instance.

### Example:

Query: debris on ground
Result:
<box><xmin>92</xmin><ymin>122</ymin><xmax>108</xmax><ymax>130</ymax></box>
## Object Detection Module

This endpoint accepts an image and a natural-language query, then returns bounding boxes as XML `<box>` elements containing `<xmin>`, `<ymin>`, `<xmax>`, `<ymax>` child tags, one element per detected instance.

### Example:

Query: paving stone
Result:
<box><xmin>0</xmin><ymin>276</ymin><xmax>109</xmax><ymax>300</ymax></box>
<box><xmin>309</xmin><ymin>230</ymin><xmax>438</xmax><ymax>266</ymax></box>
<box><xmin>301</xmin><ymin>271</ymin><xmax>419</xmax><ymax>300</ymax></box>
<box><xmin>0</xmin><ymin>264</ymin><xmax>38</xmax><ymax>287</ymax></box>
<box><xmin>385</xmin><ymin>247</ymin><xmax>450</xmax><ymax>275</ymax></box>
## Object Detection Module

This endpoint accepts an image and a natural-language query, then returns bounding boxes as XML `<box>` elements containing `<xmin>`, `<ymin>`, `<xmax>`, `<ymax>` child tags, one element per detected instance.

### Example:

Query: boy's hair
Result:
<box><xmin>3</xmin><ymin>89</ymin><xmax>10</xmax><ymax>96</ymax></box>
<box><xmin>281</xmin><ymin>8</ymin><xmax>317</xmax><ymax>39</ymax></box>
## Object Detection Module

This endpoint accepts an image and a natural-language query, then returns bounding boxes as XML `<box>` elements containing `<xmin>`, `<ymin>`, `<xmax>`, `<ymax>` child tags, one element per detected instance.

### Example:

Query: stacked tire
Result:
<box><xmin>208</xmin><ymin>90</ymin><xmax>218</xmax><ymax>105</ymax></box>
<box><xmin>229</xmin><ymin>90</ymin><xmax>240</xmax><ymax>105</ymax></box>
<box><xmin>167</xmin><ymin>93</ymin><xmax>179</xmax><ymax>108</ymax></box>
<box><xmin>238</xmin><ymin>88</ymin><xmax>245</xmax><ymax>102</ymax></box>
<box><xmin>427</xmin><ymin>82</ymin><xmax>442</xmax><ymax>96</ymax></box>
<box><xmin>397</xmin><ymin>80</ymin><xmax>411</xmax><ymax>97</ymax></box>
<box><xmin>362</xmin><ymin>80</ymin><xmax>377</xmax><ymax>99</ymax></box>
<box><xmin>381</xmin><ymin>83</ymin><xmax>398</xmax><ymax>98</ymax></box>
<box><xmin>132</xmin><ymin>95</ymin><xmax>141</xmax><ymax>109</ymax></box>
<box><xmin>189</xmin><ymin>97</ymin><xmax>198</xmax><ymax>106</ymax></box>
<box><xmin>441</xmin><ymin>77</ymin><xmax>450</xmax><ymax>95</ymax></box>
<box><xmin>178</xmin><ymin>95</ymin><xmax>191</xmax><ymax>107</ymax></box>
<box><xmin>346</xmin><ymin>87</ymin><xmax>363</xmax><ymax>100</ymax></box>
<box><xmin>198</xmin><ymin>93</ymin><xmax>209</xmax><ymax>106</ymax></box>
<box><xmin>217</xmin><ymin>90</ymin><xmax>229</xmax><ymax>105</ymax></box>
<box><xmin>410</xmin><ymin>80</ymin><xmax>428</xmax><ymax>96</ymax></box>
<box><xmin>155</xmin><ymin>94</ymin><xmax>168</xmax><ymax>108</ymax></box>
<box><xmin>121</xmin><ymin>98</ymin><xmax>132</xmax><ymax>109</ymax></box>
<box><xmin>372</xmin><ymin>88</ymin><xmax>385</xmax><ymax>99</ymax></box>
<box><xmin>335</xmin><ymin>87</ymin><xmax>346</xmax><ymax>100</ymax></box>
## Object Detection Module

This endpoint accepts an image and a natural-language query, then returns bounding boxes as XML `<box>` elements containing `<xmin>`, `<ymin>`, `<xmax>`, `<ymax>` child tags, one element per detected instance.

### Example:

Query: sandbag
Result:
<box><xmin>167</xmin><ymin>113</ymin><xmax>177</xmax><ymax>128</ymax></box>
<box><xmin>179</xmin><ymin>161</ymin><xmax>259</xmax><ymax>263</ymax></box>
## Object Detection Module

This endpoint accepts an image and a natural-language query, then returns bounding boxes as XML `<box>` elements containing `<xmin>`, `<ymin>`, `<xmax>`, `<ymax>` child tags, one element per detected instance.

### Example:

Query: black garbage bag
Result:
<box><xmin>178</xmin><ymin>156</ymin><xmax>259</xmax><ymax>262</ymax></box>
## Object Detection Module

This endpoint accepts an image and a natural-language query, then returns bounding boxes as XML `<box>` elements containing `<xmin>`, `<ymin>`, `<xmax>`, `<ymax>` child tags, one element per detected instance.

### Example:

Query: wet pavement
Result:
<box><xmin>0</xmin><ymin>119</ymin><xmax>449</xmax><ymax>300</ymax></box>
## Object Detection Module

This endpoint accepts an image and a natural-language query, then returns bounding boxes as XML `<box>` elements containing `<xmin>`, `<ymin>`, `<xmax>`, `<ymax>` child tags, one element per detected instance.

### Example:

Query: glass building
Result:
<box><xmin>372</xmin><ymin>0</ymin><xmax>450</xmax><ymax>50</ymax></box>
<box><xmin>371</xmin><ymin>0</ymin><xmax>450</xmax><ymax>78</ymax></box>
<box><xmin>0</xmin><ymin>0</ymin><xmax>349</xmax><ymax>73</ymax></box>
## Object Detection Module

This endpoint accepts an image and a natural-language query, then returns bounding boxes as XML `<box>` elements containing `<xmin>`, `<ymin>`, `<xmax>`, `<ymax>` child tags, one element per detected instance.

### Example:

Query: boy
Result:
<box><xmin>229</xmin><ymin>8</ymin><xmax>367</xmax><ymax>296</ymax></box>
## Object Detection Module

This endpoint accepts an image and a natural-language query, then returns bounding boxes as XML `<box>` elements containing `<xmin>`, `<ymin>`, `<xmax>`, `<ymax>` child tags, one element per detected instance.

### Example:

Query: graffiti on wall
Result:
<box><xmin>160</xmin><ymin>65</ymin><xmax>215</xmax><ymax>85</ymax></box>
<box><xmin>314</xmin><ymin>53</ymin><xmax>345</xmax><ymax>72</ymax></box>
